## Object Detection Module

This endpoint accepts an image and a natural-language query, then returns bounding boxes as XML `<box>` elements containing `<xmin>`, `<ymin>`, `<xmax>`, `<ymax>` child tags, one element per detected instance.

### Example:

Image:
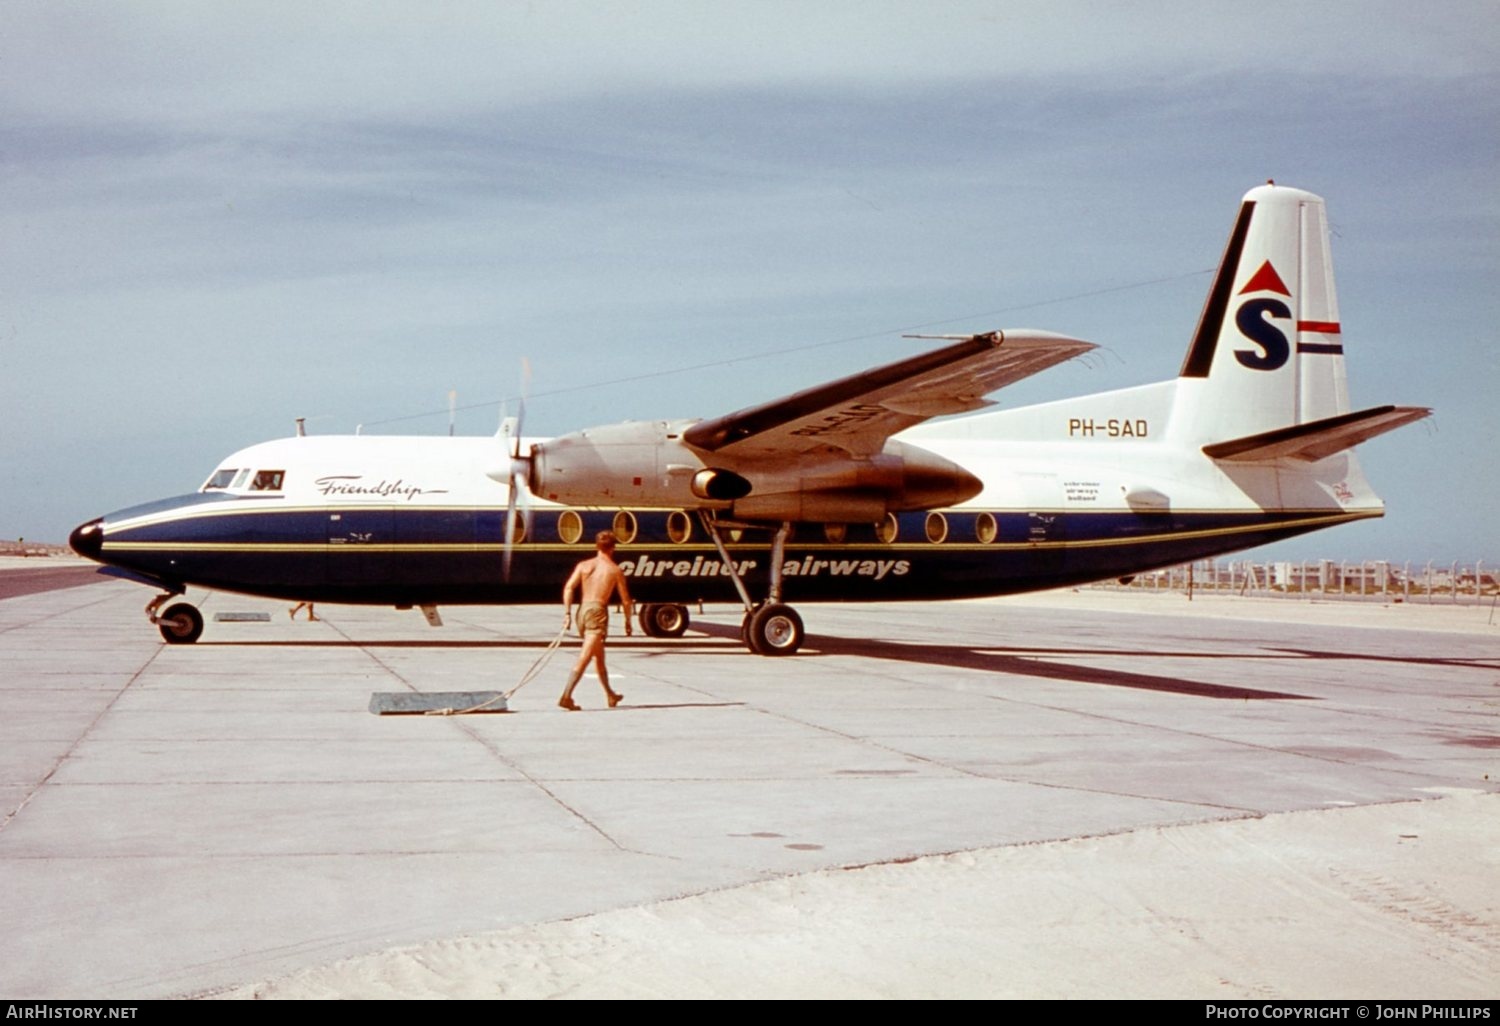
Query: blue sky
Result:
<box><xmin>2</xmin><ymin>2</ymin><xmax>1495</xmax><ymax>561</ymax></box>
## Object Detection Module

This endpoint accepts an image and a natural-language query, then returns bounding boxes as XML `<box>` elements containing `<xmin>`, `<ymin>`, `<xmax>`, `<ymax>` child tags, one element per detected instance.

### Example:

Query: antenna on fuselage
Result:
<box><xmin>448</xmin><ymin>390</ymin><xmax>456</xmax><ymax>437</ymax></box>
<box><xmin>295</xmin><ymin>417</ymin><xmax>306</xmax><ymax>437</ymax></box>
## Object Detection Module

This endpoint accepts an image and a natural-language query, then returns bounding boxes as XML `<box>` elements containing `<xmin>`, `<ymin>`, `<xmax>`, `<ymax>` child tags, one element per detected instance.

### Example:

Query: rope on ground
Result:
<box><xmin>424</xmin><ymin>627</ymin><xmax>571</xmax><ymax>715</ymax></box>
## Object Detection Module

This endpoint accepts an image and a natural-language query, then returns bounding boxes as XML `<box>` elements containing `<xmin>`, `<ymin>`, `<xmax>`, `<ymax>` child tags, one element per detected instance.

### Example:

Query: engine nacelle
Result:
<box><xmin>529</xmin><ymin>420</ymin><xmax>713</xmax><ymax>509</ymax></box>
<box><xmin>526</xmin><ymin>420</ymin><xmax>983</xmax><ymax>522</ymax></box>
<box><xmin>728</xmin><ymin>441</ymin><xmax>982</xmax><ymax>521</ymax></box>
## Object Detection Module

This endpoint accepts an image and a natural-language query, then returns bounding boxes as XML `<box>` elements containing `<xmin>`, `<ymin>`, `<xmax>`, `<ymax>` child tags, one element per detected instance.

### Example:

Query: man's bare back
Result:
<box><xmin>565</xmin><ymin>553</ymin><xmax>629</xmax><ymax>608</ymax></box>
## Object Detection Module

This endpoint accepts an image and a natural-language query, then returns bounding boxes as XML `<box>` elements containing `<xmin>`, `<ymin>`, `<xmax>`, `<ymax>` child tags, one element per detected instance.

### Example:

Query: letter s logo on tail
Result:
<box><xmin>1233</xmin><ymin>260</ymin><xmax>1292</xmax><ymax>371</ymax></box>
<box><xmin>1234</xmin><ymin>297</ymin><xmax>1291</xmax><ymax>370</ymax></box>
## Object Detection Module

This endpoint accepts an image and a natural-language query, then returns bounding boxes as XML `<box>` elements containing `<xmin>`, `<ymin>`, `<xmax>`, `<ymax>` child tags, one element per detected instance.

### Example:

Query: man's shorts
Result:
<box><xmin>577</xmin><ymin>601</ymin><xmax>609</xmax><ymax>638</ymax></box>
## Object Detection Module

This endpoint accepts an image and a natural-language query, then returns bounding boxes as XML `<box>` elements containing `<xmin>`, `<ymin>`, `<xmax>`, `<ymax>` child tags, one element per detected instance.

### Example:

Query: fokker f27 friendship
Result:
<box><xmin>71</xmin><ymin>184</ymin><xmax>1429</xmax><ymax>654</ymax></box>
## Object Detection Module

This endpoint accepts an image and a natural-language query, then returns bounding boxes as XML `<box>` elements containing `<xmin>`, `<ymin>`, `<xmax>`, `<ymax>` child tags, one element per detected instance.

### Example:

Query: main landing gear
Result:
<box><xmin>700</xmin><ymin>513</ymin><xmax>806</xmax><ymax>656</ymax></box>
<box><xmin>146</xmin><ymin>593</ymin><xmax>203</xmax><ymax>645</ymax></box>
<box><xmin>741</xmin><ymin>602</ymin><xmax>804</xmax><ymax>656</ymax></box>
<box><xmin>638</xmin><ymin>602</ymin><xmax>691</xmax><ymax>638</ymax></box>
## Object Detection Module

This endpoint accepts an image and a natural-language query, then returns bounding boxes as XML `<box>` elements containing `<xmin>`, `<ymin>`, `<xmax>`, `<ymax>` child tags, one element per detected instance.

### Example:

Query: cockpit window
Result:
<box><xmin>203</xmin><ymin>469</ymin><xmax>239</xmax><ymax>491</ymax></box>
<box><xmin>231</xmin><ymin>469</ymin><xmax>250</xmax><ymax>488</ymax></box>
<box><xmin>250</xmin><ymin>470</ymin><xmax>285</xmax><ymax>491</ymax></box>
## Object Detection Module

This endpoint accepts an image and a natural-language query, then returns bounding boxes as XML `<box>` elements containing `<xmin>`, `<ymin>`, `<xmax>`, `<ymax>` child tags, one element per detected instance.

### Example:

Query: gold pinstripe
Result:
<box><xmin>101</xmin><ymin>508</ymin><xmax>1379</xmax><ymax>554</ymax></box>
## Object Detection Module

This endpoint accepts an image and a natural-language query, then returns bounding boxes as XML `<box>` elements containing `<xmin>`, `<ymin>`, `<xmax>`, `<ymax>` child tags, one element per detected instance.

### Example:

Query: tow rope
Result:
<box><xmin>367</xmin><ymin>627</ymin><xmax>571</xmax><ymax>716</ymax></box>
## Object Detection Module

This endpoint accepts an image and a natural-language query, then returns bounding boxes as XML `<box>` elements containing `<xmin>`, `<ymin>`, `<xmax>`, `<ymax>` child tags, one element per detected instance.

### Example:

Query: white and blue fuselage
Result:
<box><xmin>69</xmin><ymin>184</ymin><xmax>1427</xmax><ymax>650</ymax></box>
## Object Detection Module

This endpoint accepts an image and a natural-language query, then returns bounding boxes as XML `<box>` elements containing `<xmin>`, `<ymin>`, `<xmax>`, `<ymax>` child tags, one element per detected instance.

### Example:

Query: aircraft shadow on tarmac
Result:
<box><xmin>1271</xmin><ymin>647</ymin><xmax>1499</xmax><ymax>671</ymax></box>
<box><xmin>199</xmin><ymin>623</ymin><xmax>1320</xmax><ymax>701</ymax></box>
<box><xmin>683</xmin><ymin>622</ymin><xmax>1317</xmax><ymax>701</ymax></box>
<box><xmin>200</xmin><ymin>625</ymin><xmax>1500</xmax><ymax>701</ymax></box>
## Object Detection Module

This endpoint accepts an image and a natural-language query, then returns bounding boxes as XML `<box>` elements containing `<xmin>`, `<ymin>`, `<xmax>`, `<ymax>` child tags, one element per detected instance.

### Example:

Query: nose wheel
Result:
<box><xmin>146</xmin><ymin>593</ymin><xmax>203</xmax><ymax>644</ymax></box>
<box><xmin>155</xmin><ymin>602</ymin><xmax>204</xmax><ymax>645</ymax></box>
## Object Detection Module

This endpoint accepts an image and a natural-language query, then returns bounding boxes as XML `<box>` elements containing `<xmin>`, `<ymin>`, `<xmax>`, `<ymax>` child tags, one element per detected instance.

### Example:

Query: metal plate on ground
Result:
<box><xmin>369</xmin><ymin>691</ymin><xmax>509</xmax><ymax>715</ymax></box>
<box><xmin>213</xmin><ymin>612</ymin><xmax>272</xmax><ymax>622</ymax></box>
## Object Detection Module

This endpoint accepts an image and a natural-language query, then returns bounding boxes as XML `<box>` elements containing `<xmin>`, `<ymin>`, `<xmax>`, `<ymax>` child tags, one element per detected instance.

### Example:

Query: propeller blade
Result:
<box><xmin>501</xmin><ymin>358</ymin><xmax>534</xmax><ymax>581</ymax></box>
<box><xmin>502</xmin><ymin>475</ymin><xmax>520</xmax><ymax>581</ymax></box>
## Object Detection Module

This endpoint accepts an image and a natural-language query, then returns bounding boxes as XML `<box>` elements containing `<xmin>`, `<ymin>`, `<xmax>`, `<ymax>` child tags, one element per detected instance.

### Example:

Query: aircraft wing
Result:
<box><xmin>681</xmin><ymin>330</ymin><xmax>1096</xmax><ymax>458</ymax></box>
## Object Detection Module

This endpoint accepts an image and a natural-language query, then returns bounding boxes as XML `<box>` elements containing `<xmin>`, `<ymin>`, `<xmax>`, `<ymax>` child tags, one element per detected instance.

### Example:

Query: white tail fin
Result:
<box><xmin>1169</xmin><ymin>183</ymin><xmax>1428</xmax><ymax>459</ymax></box>
<box><xmin>1170</xmin><ymin>184</ymin><xmax>1356</xmax><ymax>445</ymax></box>
<box><xmin>905</xmin><ymin>183</ymin><xmax>1425</xmax><ymax>468</ymax></box>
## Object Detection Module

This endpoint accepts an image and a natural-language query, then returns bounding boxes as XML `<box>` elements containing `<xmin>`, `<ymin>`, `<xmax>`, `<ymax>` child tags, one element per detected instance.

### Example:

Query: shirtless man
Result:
<box><xmin>558</xmin><ymin>530</ymin><xmax>633</xmax><ymax>710</ymax></box>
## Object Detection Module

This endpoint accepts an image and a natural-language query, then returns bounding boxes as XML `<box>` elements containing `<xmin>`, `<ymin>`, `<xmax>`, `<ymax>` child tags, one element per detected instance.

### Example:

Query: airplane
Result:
<box><xmin>69</xmin><ymin>183</ymin><xmax>1429</xmax><ymax>654</ymax></box>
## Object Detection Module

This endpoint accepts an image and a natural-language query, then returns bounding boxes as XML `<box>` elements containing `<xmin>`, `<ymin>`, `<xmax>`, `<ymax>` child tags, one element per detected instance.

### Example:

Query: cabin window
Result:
<box><xmin>250</xmin><ymin>470</ymin><xmax>285</xmax><ymax>491</ymax></box>
<box><xmin>203</xmin><ymin>468</ymin><xmax>239</xmax><ymax>491</ymax></box>
<box><xmin>612</xmin><ymin>510</ymin><xmax>638</xmax><ymax>544</ymax></box>
<box><xmin>823</xmin><ymin>523</ymin><xmax>848</xmax><ymax>544</ymax></box>
<box><xmin>925</xmin><ymin>512</ymin><xmax>949</xmax><ymax>544</ymax></box>
<box><xmin>875</xmin><ymin>513</ymin><xmax>898</xmax><ymax>544</ymax></box>
<box><xmin>558</xmin><ymin>510</ymin><xmax>583</xmax><ymax>544</ymax></box>
<box><xmin>975</xmin><ymin>512</ymin><xmax>998</xmax><ymax>544</ymax></box>
<box><xmin>509</xmin><ymin>510</ymin><xmax>527</xmax><ymax>544</ymax></box>
<box><xmin>666</xmin><ymin>510</ymin><xmax>693</xmax><ymax>544</ymax></box>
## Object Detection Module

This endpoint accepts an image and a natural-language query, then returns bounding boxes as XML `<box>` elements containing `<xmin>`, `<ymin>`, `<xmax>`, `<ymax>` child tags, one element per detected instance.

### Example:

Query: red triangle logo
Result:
<box><xmin>1238</xmin><ymin>260</ymin><xmax>1291</xmax><ymax>296</ymax></box>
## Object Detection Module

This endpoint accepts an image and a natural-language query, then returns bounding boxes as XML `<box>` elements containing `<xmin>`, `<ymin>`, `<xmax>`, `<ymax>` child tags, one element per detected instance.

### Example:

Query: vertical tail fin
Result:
<box><xmin>1171</xmin><ymin>183</ymin><xmax>1352</xmax><ymax>444</ymax></box>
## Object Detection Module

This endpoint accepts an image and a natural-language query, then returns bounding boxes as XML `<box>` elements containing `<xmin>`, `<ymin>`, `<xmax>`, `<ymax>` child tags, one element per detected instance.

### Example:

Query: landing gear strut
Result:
<box><xmin>700</xmin><ymin>513</ymin><xmax>804</xmax><ymax>656</ymax></box>
<box><xmin>147</xmin><ymin>592</ymin><xmax>203</xmax><ymax>645</ymax></box>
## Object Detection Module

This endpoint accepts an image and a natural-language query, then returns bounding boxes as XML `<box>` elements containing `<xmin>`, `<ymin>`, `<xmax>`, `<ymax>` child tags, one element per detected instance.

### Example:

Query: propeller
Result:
<box><xmin>495</xmin><ymin>360</ymin><xmax>534</xmax><ymax>581</ymax></box>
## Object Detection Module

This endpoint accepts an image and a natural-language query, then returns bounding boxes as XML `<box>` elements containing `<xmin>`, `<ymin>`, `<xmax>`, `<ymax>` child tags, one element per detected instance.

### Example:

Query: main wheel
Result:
<box><xmin>745</xmin><ymin>602</ymin><xmax>803</xmax><ymax>656</ymax></box>
<box><xmin>638</xmin><ymin>602</ymin><xmax>661</xmax><ymax>637</ymax></box>
<box><xmin>157</xmin><ymin>602</ymin><xmax>204</xmax><ymax>645</ymax></box>
<box><xmin>640</xmin><ymin>602</ymin><xmax>690</xmax><ymax>638</ymax></box>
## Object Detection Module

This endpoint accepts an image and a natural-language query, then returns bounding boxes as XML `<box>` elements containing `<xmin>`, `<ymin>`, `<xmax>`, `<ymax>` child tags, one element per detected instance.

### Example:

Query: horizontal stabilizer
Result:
<box><xmin>1203</xmin><ymin>405</ymin><xmax>1430</xmax><ymax>463</ymax></box>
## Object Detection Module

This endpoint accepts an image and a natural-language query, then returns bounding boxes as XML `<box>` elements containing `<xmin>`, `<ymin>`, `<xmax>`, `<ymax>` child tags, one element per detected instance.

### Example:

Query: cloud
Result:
<box><xmin>6</xmin><ymin>1</ymin><xmax>1495</xmax><ymax>130</ymax></box>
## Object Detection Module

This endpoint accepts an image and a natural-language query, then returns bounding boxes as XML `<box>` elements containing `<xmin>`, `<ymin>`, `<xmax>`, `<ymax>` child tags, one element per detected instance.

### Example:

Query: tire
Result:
<box><xmin>638</xmin><ymin>603</ymin><xmax>661</xmax><ymax>637</ymax></box>
<box><xmin>644</xmin><ymin>603</ymin><xmax>689</xmax><ymax>638</ymax></box>
<box><xmin>158</xmin><ymin>602</ymin><xmax>204</xmax><ymax>645</ymax></box>
<box><xmin>746</xmin><ymin>602</ymin><xmax>803</xmax><ymax>656</ymax></box>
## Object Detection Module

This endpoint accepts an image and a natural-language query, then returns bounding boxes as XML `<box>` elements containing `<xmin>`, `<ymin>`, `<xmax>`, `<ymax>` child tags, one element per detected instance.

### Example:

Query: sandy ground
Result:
<box><xmin>218</xmin><ymin>790</ymin><xmax>1498</xmax><ymax>999</ymax></box>
<box><xmin>214</xmin><ymin>590</ymin><xmax>1496</xmax><ymax>1000</ymax></box>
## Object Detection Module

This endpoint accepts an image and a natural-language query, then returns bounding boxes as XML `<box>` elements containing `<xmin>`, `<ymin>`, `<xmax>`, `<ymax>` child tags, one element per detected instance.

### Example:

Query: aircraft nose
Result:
<box><xmin>70</xmin><ymin>518</ymin><xmax>104</xmax><ymax>561</ymax></box>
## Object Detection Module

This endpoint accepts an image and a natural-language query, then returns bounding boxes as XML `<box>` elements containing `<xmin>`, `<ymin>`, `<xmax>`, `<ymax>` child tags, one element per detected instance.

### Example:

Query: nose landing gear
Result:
<box><xmin>146</xmin><ymin>593</ymin><xmax>204</xmax><ymax>645</ymax></box>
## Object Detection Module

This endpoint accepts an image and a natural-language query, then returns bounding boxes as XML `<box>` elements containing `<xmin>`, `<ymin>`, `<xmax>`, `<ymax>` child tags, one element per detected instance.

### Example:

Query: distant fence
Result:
<box><xmin>1088</xmin><ymin>559</ymin><xmax>1499</xmax><ymax>606</ymax></box>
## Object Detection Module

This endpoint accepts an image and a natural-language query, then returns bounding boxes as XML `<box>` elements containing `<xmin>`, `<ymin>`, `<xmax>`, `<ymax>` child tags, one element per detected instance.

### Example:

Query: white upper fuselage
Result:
<box><xmin>128</xmin><ymin>384</ymin><xmax>1382</xmax><ymax>532</ymax></box>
